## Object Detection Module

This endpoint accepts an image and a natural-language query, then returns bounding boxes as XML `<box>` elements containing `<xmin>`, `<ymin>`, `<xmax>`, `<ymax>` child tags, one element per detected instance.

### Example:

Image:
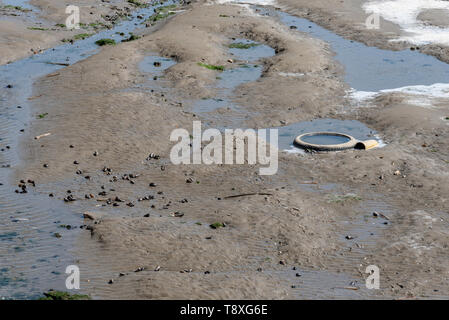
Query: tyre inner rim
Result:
<box><xmin>300</xmin><ymin>133</ymin><xmax>352</xmax><ymax>145</ymax></box>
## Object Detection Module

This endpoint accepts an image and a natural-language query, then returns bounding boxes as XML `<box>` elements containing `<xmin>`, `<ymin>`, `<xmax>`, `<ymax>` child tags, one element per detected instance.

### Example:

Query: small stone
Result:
<box><xmin>345</xmin><ymin>235</ymin><xmax>354</xmax><ymax>240</ymax></box>
<box><xmin>108</xmin><ymin>279</ymin><xmax>114</xmax><ymax>284</ymax></box>
<box><xmin>54</xmin><ymin>233</ymin><xmax>62</xmax><ymax>238</ymax></box>
<box><xmin>171</xmin><ymin>211</ymin><xmax>184</xmax><ymax>218</ymax></box>
<box><xmin>93</xmin><ymin>151</ymin><xmax>99</xmax><ymax>156</ymax></box>
<box><xmin>43</xmin><ymin>164</ymin><xmax>49</xmax><ymax>168</ymax></box>
<box><xmin>149</xmin><ymin>182</ymin><xmax>157</xmax><ymax>187</ymax></box>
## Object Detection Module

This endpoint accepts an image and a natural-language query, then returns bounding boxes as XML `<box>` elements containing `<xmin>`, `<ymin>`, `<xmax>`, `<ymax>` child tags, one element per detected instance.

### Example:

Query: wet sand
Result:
<box><xmin>1</xmin><ymin>0</ymin><xmax>449</xmax><ymax>299</ymax></box>
<box><xmin>0</xmin><ymin>0</ymin><xmax>149</xmax><ymax>65</ymax></box>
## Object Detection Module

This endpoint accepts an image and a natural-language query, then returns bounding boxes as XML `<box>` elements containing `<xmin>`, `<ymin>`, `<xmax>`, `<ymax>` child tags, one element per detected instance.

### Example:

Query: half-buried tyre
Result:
<box><xmin>294</xmin><ymin>132</ymin><xmax>358</xmax><ymax>151</ymax></box>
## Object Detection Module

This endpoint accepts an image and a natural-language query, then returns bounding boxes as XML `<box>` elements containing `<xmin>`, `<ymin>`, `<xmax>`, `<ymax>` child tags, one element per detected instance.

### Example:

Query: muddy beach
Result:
<box><xmin>1</xmin><ymin>0</ymin><xmax>448</xmax><ymax>300</ymax></box>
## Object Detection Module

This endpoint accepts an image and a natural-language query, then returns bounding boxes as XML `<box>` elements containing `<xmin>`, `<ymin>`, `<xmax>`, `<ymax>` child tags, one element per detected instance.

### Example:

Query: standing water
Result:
<box><xmin>0</xmin><ymin>0</ymin><xmax>178</xmax><ymax>299</ymax></box>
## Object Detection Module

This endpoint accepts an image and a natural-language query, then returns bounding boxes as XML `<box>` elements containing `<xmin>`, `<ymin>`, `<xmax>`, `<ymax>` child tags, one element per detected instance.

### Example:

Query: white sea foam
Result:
<box><xmin>283</xmin><ymin>145</ymin><xmax>306</xmax><ymax>155</ymax></box>
<box><xmin>216</xmin><ymin>0</ymin><xmax>276</xmax><ymax>5</ymax></box>
<box><xmin>278</xmin><ymin>72</ymin><xmax>305</xmax><ymax>78</ymax></box>
<box><xmin>364</xmin><ymin>0</ymin><xmax>449</xmax><ymax>45</ymax></box>
<box><xmin>374</xmin><ymin>135</ymin><xmax>387</xmax><ymax>148</ymax></box>
<box><xmin>348</xmin><ymin>83</ymin><xmax>449</xmax><ymax>107</ymax></box>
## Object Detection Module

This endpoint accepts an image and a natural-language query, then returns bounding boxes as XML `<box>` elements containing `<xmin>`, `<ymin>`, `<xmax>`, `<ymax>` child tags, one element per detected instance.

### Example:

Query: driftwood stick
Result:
<box><xmin>223</xmin><ymin>192</ymin><xmax>273</xmax><ymax>199</ymax></box>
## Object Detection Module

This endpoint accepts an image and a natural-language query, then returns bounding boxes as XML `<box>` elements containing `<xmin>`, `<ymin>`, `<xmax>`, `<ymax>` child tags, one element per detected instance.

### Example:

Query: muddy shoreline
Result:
<box><xmin>1</xmin><ymin>1</ymin><xmax>448</xmax><ymax>299</ymax></box>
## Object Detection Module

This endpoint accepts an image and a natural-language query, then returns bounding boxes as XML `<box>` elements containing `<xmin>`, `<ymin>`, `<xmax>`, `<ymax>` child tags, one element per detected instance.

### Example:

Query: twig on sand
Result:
<box><xmin>34</xmin><ymin>132</ymin><xmax>51</xmax><ymax>140</ymax></box>
<box><xmin>223</xmin><ymin>192</ymin><xmax>273</xmax><ymax>199</ymax></box>
<box><xmin>46</xmin><ymin>72</ymin><xmax>60</xmax><ymax>77</ymax></box>
<box><xmin>334</xmin><ymin>286</ymin><xmax>359</xmax><ymax>291</ymax></box>
<box><xmin>299</xmin><ymin>181</ymin><xmax>318</xmax><ymax>184</ymax></box>
<box><xmin>45</xmin><ymin>62</ymin><xmax>70</xmax><ymax>66</ymax></box>
<box><xmin>28</xmin><ymin>95</ymin><xmax>42</xmax><ymax>100</ymax></box>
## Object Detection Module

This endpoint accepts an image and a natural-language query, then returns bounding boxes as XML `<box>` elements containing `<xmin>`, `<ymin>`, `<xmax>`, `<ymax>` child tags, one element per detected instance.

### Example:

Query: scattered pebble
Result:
<box><xmin>171</xmin><ymin>211</ymin><xmax>184</xmax><ymax>217</ymax></box>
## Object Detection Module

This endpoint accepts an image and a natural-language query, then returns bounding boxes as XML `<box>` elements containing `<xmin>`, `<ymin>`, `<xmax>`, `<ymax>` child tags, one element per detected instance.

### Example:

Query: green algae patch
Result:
<box><xmin>197</xmin><ymin>63</ymin><xmax>225</xmax><ymax>71</ymax></box>
<box><xmin>95</xmin><ymin>38</ymin><xmax>116</xmax><ymax>46</ymax></box>
<box><xmin>39</xmin><ymin>290</ymin><xmax>91</xmax><ymax>300</ymax></box>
